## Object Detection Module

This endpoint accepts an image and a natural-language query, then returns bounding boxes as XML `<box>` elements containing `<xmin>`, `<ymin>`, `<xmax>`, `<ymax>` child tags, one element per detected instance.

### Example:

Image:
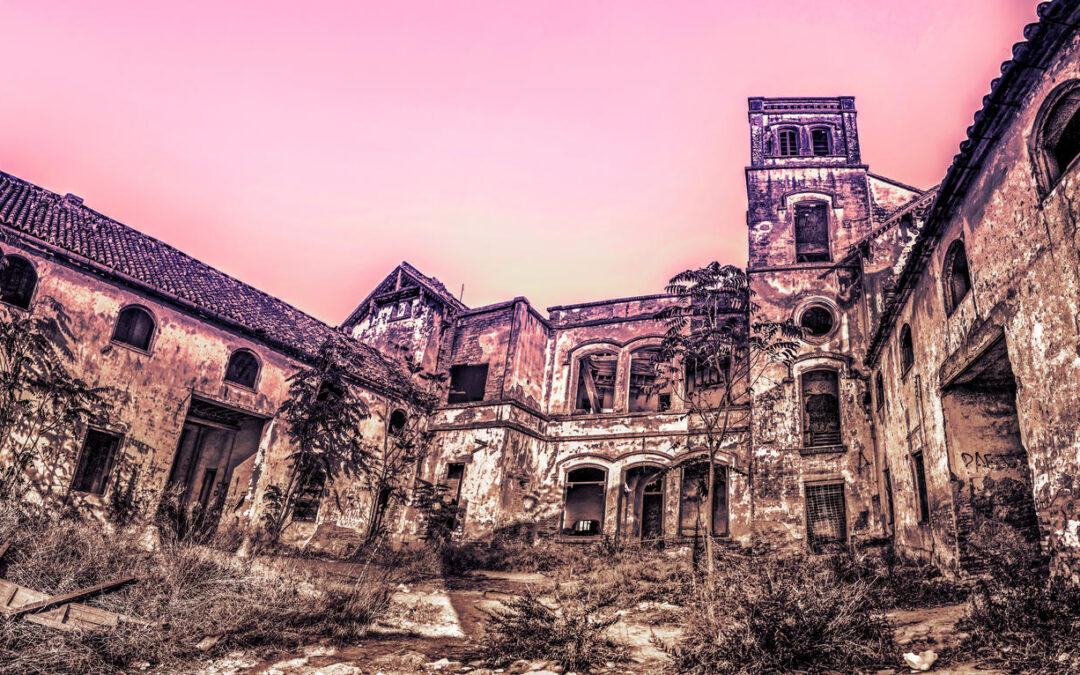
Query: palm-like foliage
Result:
<box><xmin>0</xmin><ymin>295</ymin><xmax>113</xmax><ymax>499</ymax></box>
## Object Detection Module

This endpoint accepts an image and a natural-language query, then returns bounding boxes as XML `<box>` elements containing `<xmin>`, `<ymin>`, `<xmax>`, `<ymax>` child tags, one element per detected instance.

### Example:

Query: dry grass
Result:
<box><xmin>0</xmin><ymin>502</ymin><xmax>410</xmax><ymax>674</ymax></box>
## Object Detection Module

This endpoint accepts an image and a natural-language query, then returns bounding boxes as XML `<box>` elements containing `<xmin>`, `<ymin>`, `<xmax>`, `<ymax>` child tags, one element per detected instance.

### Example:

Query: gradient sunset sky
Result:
<box><xmin>1</xmin><ymin>1</ymin><xmax>1040</xmax><ymax>322</ymax></box>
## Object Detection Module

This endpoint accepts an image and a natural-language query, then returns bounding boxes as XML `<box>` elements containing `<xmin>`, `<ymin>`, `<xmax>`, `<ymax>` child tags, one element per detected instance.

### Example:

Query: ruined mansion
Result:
<box><xmin>2</xmin><ymin>1</ymin><xmax>1080</xmax><ymax>584</ymax></box>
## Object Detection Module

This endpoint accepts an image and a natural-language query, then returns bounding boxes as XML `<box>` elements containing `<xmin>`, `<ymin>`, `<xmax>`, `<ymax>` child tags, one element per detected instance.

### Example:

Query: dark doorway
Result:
<box><xmin>620</xmin><ymin>465</ymin><xmax>665</xmax><ymax>544</ymax></box>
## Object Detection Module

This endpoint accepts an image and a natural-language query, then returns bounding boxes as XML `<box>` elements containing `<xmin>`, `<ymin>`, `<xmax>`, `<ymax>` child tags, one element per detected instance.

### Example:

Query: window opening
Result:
<box><xmin>575</xmin><ymin>352</ymin><xmax>618</xmax><ymax>413</ymax></box>
<box><xmin>628</xmin><ymin>347</ymin><xmax>671</xmax><ymax>412</ymax></box>
<box><xmin>882</xmin><ymin>467</ymin><xmax>896</xmax><ymax>533</ymax></box>
<box><xmin>778</xmin><ymin>127</ymin><xmax>799</xmax><ymax>156</ymax></box>
<box><xmin>71</xmin><ymin>429</ymin><xmax>122</xmax><ymax>495</ymax></box>
<box><xmin>389</xmin><ymin>409</ymin><xmax>408</xmax><ymax>435</ymax></box>
<box><xmin>113</xmin><ymin>306</ymin><xmax>155</xmax><ymax>351</ymax></box>
<box><xmin>806</xmin><ymin>483</ymin><xmax>847</xmax><ymax>552</ymax></box>
<box><xmin>943</xmin><ymin>240</ymin><xmax>972</xmax><ymax>314</ymax></box>
<box><xmin>678</xmin><ymin>462</ymin><xmax>728</xmax><ymax>537</ymax></box>
<box><xmin>912</xmin><ymin>451</ymin><xmax>930</xmax><ymax>524</ymax></box>
<box><xmin>292</xmin><ymin>470</ymin><xmax>325</xmax><ymax>522</ymax></box>
<box><xmin>802</xmin><ymin>369</ymin><xmax>841</xmax><ymax>447</ymax></box>
<box><xmin>448</xmin><ymin>364</ymin><xmax>489</xmax><ymax>403</ymax></box>
<box><xmin>799</xmin><ymin>304</ymin><xmax>834</xmax><ymax>338</ymax></box>
<box><xmin>1040</xmin><ymin>85</ymin><xmax>1080</xmax><ymax>186</ymax></box>
<box><xmin>225</xmin><ymin>350</ymin><xmax>259</xmax><ymax>388</ymax></box>
<box><xmin>900</xmin><ymin>325</ymin><xmax>914</xmax><ymax>374</ymax></box>
<box><xmin>0</xmin><ymin>256</ymin><xmax>36</xmax><ymax>309</ymax></box>
<box><xmin>794</xmin><ymin>202</ymin><xmax>830</xmax><ymax>262</ymax></box>
<box><xmin>875</xmin><ymin>372</ymin><xmax>885</xmax><ymax>411</ymax></box>
<box><xmin>811</xmin><ymin>128</ymin><xmax>831</xmax><ymax>156</ymax></box>
<box><xmin>563</xmin><ymin>467</ymin><xmax>606</xmax><ymax>536</ymax></box>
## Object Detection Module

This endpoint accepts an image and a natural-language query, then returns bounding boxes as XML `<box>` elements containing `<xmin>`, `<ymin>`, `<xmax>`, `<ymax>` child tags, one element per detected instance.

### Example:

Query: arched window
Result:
<box><xmin>942</xmin><ymin>239</ymin><xmax>971</xmax><ymax>315</ymax></box>
<box><xmin>778</xmin><ymin>127</ymin><xmax>799</xmax><ymax>156</ymax></box>
<box><xmin>875</xmin><ymin>372</ymin><xmax>885</xmax><ymax>411</ymax></box>
<box><xmin>628</xmin><ymin>347</ymin><xmax>671</xmax><ymax>412</ymax></box>
<box><xmin>388</xmin><ymin>409</ymin><xmax>408</xmax><ymax>435</ymax></box>
<box><xmin>900</xmin><ymin>324</ymin><xmax>914</xmax><ymax>374</ymax></box>
<box><xmin>574</xmin><ymin>351</ymin><xmax>618</xmax><ymax>413</ymax></box>
<box><xmin>563</xmin><ymin>466</ymin><xmax>606</xmax><ymax>536</ymax></box>
<box><xmin>0</xmin><ymin>256</ymin><xmax>37</xmax><ymax>309</ymax></box>
<box><xmin>1033</xmin><ymin>80</ymin><xmax>1080</xmax><ymax>193</ymax></box>
<box><xmin>802</xmin><ymin>369</ymin><xmax>841</xmax><ymax>447</ymax></box>
<box><xmin>794</xmin><ymin>201</ymin><xmax>830</xmax><ymax>263</ymax></box>
<box><xmin>811</xmin><ymin>127</ymin><xmax>831</xmax><ymax>156</ymax></box>
<box><xmin>112</xmin><ymin>306</ymin><xmax>155</xmax><ymax>351</ymax></box>
<box><xmin>224</xmin><ymin>349</ymin><xmax>260</xmax><ymax>388</ymax></box>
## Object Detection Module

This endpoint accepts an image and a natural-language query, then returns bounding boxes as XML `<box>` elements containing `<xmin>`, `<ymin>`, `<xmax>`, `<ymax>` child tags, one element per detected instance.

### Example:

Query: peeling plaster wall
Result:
<box><xmin>872</xmin><ymin>35</ymin><xmax>1080</xmax><ymax>581</ymax></box>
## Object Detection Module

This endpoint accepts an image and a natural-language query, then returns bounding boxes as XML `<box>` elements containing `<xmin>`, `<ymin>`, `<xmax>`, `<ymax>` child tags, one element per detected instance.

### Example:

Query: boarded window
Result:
<box><xmin>0</xmin><ymin>256</ymin><xmax>36</xmax><ymax>309</ymax></box>
<box><xmin>875</xmin><ymin>372</ymin><xmax>885</xmax><ymax>411</ymax></box>
<box><xmin>448</xmin><ymin>364</ymin><xmax>489</xmax><ymax>403</ymax></box>
<box><xmin>912</xmin><ymin>452</ymin><xmax>930</xmax><ymax>524</ymax></box>
<box><xmin>678</xmin><ymin>462</ymin><xmax>728</xmax><ymax>537</ymax></box>
<box><xmin>628</xmin><ymin>347</ymin><xmax>671</xmax><ymax>412</ymax></box>
<box><xmin>778</xmin><ymin>127</ymin><xmax>799</xmax><ymax>156</ymax></box>
<box><xmin>799</xmin><ymin>304</ymin><xmax>834</xmax><ymax>337</ymax></box>
<box><xmin>71</xmin><ymin>429</ymin><xmax>122</xmax><ymax>495</ymax></box>
<box><xmin>802</xmin><ymin>369</ymin><xmax>841</xmax><ymax>447</ymax></box>
<box><xmin>794</xmin><ymin>202</ymin><xmax>830</xmax><ymax>263</ymax></box>
<box><xmin>943</xmin><ymin>240</ymin><xmax>971</xmax><ymax>314</ymax></box>
<box><xmin>112</xmin><ymin>306</ymin><xmax>155</xmax><ymax>351</ymax></box>
<box><xmin>292</xmin><ymin>470</ymin><xmax>325</xmax><ymax>522</ymax></box>
<box><xmin>563</xmin><ymin>467</ymin><xmax>606</xmax><ymax>535</ymax></box>
<box><xmin>224</xmin><ymin>350</ymin><xmax>260</xmax><ymax>388</ymax></box>
<box><xmin>806</xmin><ymin>483</ymin><xmax>847</xmax><ymax>552</ymax></box>
<box><xmin>811</xmin><ymin>128</ymin><xmax>831</xmax><ymax>156</ymax></box>
<box><xmin>575</xmin><ymin>352</ymin><xmax>618</xmax><ymax>413</ymax></box>
<box><xmin>900</xmin><ymin>325</ymin><xmax>914</xmax><ymax>374</ymax></box>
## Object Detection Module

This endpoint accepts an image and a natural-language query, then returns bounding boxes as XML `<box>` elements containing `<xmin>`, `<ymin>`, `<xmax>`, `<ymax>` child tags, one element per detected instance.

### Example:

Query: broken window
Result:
<box><xmin>802</xmin><ymin>369</ymin><xmax>841</xmax><ymax>447</ymax></box>
<box><xmin>678</xmin><ymin>462</ymin><xmax>728</xmax><ymax>537</ymax></box>
<box><xmin>224</xmin><ymin>349</ymin><xmax>260</xmax><ymax>388</ymax></box>
<box><xmin>799</xmin><ymin>304</ymin><xmax>834</xmax><ymax>338</ymax></box>
<box><xmin>574</xmin><ymin>352</ymin><xmax>618</xmax><ymax>413</ymax></box>
<box><xmin>563</xmin><ymin>466</ymin><xmax>606</xmax><ymax>536</ymax></box>
<box><xmin>0</xmin><ymin>255</ymin><xmax>36</xmax><ymax>309</ymax></box>
<box><xmin>628</xmin><ymin>347</ymin><xmax>671</xmax><ymax>412</ymax></box>
<box><xmin>777</xmin><ymin>127</ymin><xmax>799</xmax><ymax>156</ymax></box>
<box><xmin>71</xmin><ymin>429</ymin><xmax>122</xmax><ymax>495</ymax></box>
<box><xmin>805</xmin><ymin>483</ymin><xmax>847</xmax><ymax>552</ymax></box>
<box><xmin>388</xmin><ymin>409</ymin><xmax>408</xmax><ymax>435</ymax></box>
<box><xmin>685</xmin><ymin>354</ymin><xmax>731</xmax><ymax>397</ymax></box>
<box><xmin>912</xmin><ymin>451</ymin><xmax>930</xmax><ymax>524</ymax></box>
<box><xmin>292</xmin><ymin>470</ymin><xmax>325</xmax><ymax>522</ymax></box>
<box><xmin>811</xmin><ymin>127</ymin><xmax>831</xmax><ymax>156</ymax></box>
<box><xmin>900</xmin><ymin>324</ymin><xmax>914</xmax><ymax>374</ymax></box>
<box><xmin>112</xmin><ymin>306</ymin><xmax>156</xmax><ymax>351</ymax></box>
<box><xmin>943</xmin><ymin>239</ymin><xmax>971</xmax><ymax>315</ymax></box>
<box><xmin>794</xmin><ymin>202</ymin><xmax>830</xmax><ymax>263</ymax></box>
<box><xmin>875</xmin><ymin>372</ymin><xmax>885</xmax><ymax>411</ymax></box>
<box><xmin>448</xmin><ymin>364</ymin><xmax>488</xmax><ymax>403</ymax></box>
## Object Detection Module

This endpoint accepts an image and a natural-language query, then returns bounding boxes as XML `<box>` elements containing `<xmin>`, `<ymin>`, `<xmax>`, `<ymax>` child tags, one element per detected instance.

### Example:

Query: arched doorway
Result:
<box><xmin>619</xmin><ymin>465</ymin><xmax>665</xmax><ymax>545</ymax></box>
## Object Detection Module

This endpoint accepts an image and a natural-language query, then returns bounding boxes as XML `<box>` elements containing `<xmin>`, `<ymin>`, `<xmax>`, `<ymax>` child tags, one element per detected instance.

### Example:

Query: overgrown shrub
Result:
<box><xmin>0</xmin><ymin>501</ymin><xmax>404</xmax><ymax>674</ymax></box>
<box><xmin>665</xmin><ymin>553</ymin><xmax>895</xmax><ymax>674</ymax></box>
<box><xmin>828</xmin><ymin>548</ymin><xmax>968</xmax><ymax>610</ymax></box>
<box><xmin>474</xmin><ymin>587</ymin><xmax>627</xmax><ymax>674</ymax></box>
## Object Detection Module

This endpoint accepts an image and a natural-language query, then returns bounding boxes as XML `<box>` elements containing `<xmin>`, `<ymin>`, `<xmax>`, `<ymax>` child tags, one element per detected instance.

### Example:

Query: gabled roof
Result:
<box><xmin>865</xmin><ymin>0</ymin><xmax>1080</xmax><ymax>367</ymax></box>
<box><xmin>340</xmin><ymin>261</ymin><xmax>467</xmax><ymax>329</ymax></box>
<box><xmin>0</xmin><ymin>169</ymin><xmax>408</xmax><ymax>396</ymax></box>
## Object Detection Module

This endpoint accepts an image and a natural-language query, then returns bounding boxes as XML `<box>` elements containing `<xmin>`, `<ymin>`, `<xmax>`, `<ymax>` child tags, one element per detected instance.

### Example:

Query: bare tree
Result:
<box><xmin>655</xmin><ymin>262</ymin><xmax>800</xmax><ymax>581</ymax></box>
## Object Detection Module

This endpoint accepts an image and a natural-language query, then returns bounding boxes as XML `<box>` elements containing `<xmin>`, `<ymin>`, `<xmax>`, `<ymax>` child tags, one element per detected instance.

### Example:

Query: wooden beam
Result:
<box><xmin>580</xmin><ymin>359</ymin><xmax>601</xmax><ymax>412</ymax></box>
<box><xmin>5</xmin><ymin>576</ymin><xmax>137</xmax><ymax>618</ymax></box>
<box><xmin>0</xmin><ymin>541</ymin><xmax>9</xmax><ymax>562</ymax></box>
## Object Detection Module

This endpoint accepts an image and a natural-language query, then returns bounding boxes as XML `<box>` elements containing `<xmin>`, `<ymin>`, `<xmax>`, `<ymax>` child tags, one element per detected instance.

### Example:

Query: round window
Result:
<box><xmin>800</xmin><ymin>305</ymin><xmax>835</xmax><ymax>338</ymax></box>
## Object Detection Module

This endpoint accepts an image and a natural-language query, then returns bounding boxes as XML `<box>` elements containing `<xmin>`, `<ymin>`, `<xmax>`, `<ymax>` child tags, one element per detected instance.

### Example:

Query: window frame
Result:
<box><xmin>800</xmin><ymin>368</ymin><xmax>842</xmax><ymax>449</ymax></box>
<box><xmin>111</xmin><ymin>304</ymin><xmax>157</xmax><ymax>354</ymax></box>
<box><xmin>804</xmin><ymin>480</ymin><xmax>848</xmax><ymax>553</ymax></box>
<box><xmin>875</xmin><ymin>371</ymin><xmax>885</xmax><ymax>411</ymax></box>
<box><xmin>571</xmin><ymin>349</ymin><xmax>620</xmax><ymax>414</ymax></box>
<box><xmin>810</xmin><ymin>126</ymin><xmax>832</xmax><ymax>156</ymax></box>
<box><xmin>1031</xmin><ymin>79</ymin><xmax>1080</xmax><ymax>197</ymax></box>
<box><xmin>0</xmin><ymin>254</ymin><xmax>38</xmax><ymax>311</ymax></box>
<box><xmin>899</xmin><ymin>324</ymin><xmax>915</xmax><ymax>377</ymax></box>
<box><xmin>291</xmin><ymin>470</ymin><xmax>326</xmax><ymax>523</ymax></box>
<box><xmin>777</xmin><ymin>126</ymin><xmax>800</xmax><ymax>157</ymax></box>
<box><xmin>562</xmin><ymin>465</ymin><xmax>608</xmax><ymax>537</ymax></box>
<box><xmin>793</xmin><ymin>200</ymin><xmax>831</xmax><ymax>263</ymax></box>
<box><xmin>797</xmin><ymin>302</ymin><xmax>836</xmax><ymax>341</ymax></box>
<box><xmin>677</xmin><ymin>460</ymin><xmax>729</xmax><ymax>538</ymax></box>
<box><xmin>447</xmin><ymin>363</ymin><xmax>490</xmax><ymax>404</ymax></box>
<box><xmin>911</xmin><ymin>451</ymin><xmax>931</xmax><ymax>525</ymax></box>
<box><xmin>70</xmin><ymin>428</ymin><xmax>123</xmax><ymax>496</ymax></box>
<box><xmin>224</xmin><ymin>348</ymin><xmax>261</xmax><ymax>390</ymax></box>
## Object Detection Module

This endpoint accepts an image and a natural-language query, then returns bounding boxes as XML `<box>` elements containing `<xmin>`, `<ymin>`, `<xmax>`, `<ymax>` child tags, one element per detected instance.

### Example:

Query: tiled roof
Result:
<box><xmin>0</xmin><ymin>169</ymin><xmax>408</xmax><ymax>395</ymax></box>
<box><xmin>865</xmin><ymin>0</ymin><xmax>1080</xmax><ymax>367</ymax></box>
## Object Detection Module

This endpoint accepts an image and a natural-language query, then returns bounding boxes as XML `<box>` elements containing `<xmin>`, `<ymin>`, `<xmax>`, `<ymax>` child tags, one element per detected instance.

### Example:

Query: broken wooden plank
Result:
<box><xmin>1</xmin><ymin>578</ymin><xmax>155</xmax><ymax>630</ymax></box>
<box><xmin>4</xmin><ymin>576</ymin><xmax>137</xmax><ymax>618</ymax></box>
<box><xmin>0</xmin><ymin>541</ymin><xmax>10</xmax><ymax>562</ymax></box>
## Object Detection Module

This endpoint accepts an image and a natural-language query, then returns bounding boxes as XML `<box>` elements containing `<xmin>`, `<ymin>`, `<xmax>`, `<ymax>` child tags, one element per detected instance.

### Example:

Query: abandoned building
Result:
<box><xmin>1</xmin><ymin>0</ymin><xmax>1079</xmax><ymax>583</ymax></box>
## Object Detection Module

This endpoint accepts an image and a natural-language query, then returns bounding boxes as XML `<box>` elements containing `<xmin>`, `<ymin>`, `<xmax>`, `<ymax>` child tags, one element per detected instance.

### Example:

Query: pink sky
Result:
<box><xmin>0</xmin><ymin>1</ymin><xmax>1040</xmax><ymax>322</ymax></box>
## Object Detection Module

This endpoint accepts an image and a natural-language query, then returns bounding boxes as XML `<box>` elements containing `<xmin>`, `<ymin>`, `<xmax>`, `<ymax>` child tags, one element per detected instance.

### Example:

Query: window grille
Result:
<box><xmin>805</xmin><ymin>483</ymin><xmax>847</xmax><ymax>552</ymax></box>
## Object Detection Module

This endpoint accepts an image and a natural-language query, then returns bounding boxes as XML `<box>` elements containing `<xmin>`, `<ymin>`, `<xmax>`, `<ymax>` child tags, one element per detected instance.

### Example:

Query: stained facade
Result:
<box><xmin>1</xmin><ymin>0</ymin><xmax>1079</xmax><ymax>583</ymax></box>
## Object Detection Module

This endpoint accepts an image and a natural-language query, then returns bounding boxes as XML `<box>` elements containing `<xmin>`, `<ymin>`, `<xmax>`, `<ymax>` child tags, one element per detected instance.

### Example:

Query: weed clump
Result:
<box><xmin>474</xmin><ymin>587</ymin><xmax>627</xmax><ymax>674</ymax></box>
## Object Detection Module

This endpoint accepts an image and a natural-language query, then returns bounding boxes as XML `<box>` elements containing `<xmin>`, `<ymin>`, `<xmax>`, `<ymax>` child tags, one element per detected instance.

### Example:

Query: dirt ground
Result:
<box><xmin>200</xmin><ymin>568</ymin><xmax>991</xmax><ymax>675</ymax></box>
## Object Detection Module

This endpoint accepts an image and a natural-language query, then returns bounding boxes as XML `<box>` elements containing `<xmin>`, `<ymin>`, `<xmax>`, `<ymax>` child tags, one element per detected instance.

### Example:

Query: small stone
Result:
<box><xmin>196</xmin><ymin>635</ymin><xmax>221</xmax><ymax>651</ymax></box>
<box><xmin>528</xmin><ymin>660</ymin><xmax>550</xmax><ymax>671</ymax></box>
<box><xmin>507</xmin><ymin>660</ymin><xmax>532</xmax><ymax>674</ymax></box>
<box><xmin>902</xmin><ymin>650</ymin><xmax>937</xmax><ymax>672</ymax></box>
<box><xmin>312</xmin><ymin>665</ymin><xmax>363</xmax><ymax>675</ymax></box>
<box><xmin>426</xmin><ymin>659</ymin><xmax>462</xmax><ymax>671</ymax></box>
